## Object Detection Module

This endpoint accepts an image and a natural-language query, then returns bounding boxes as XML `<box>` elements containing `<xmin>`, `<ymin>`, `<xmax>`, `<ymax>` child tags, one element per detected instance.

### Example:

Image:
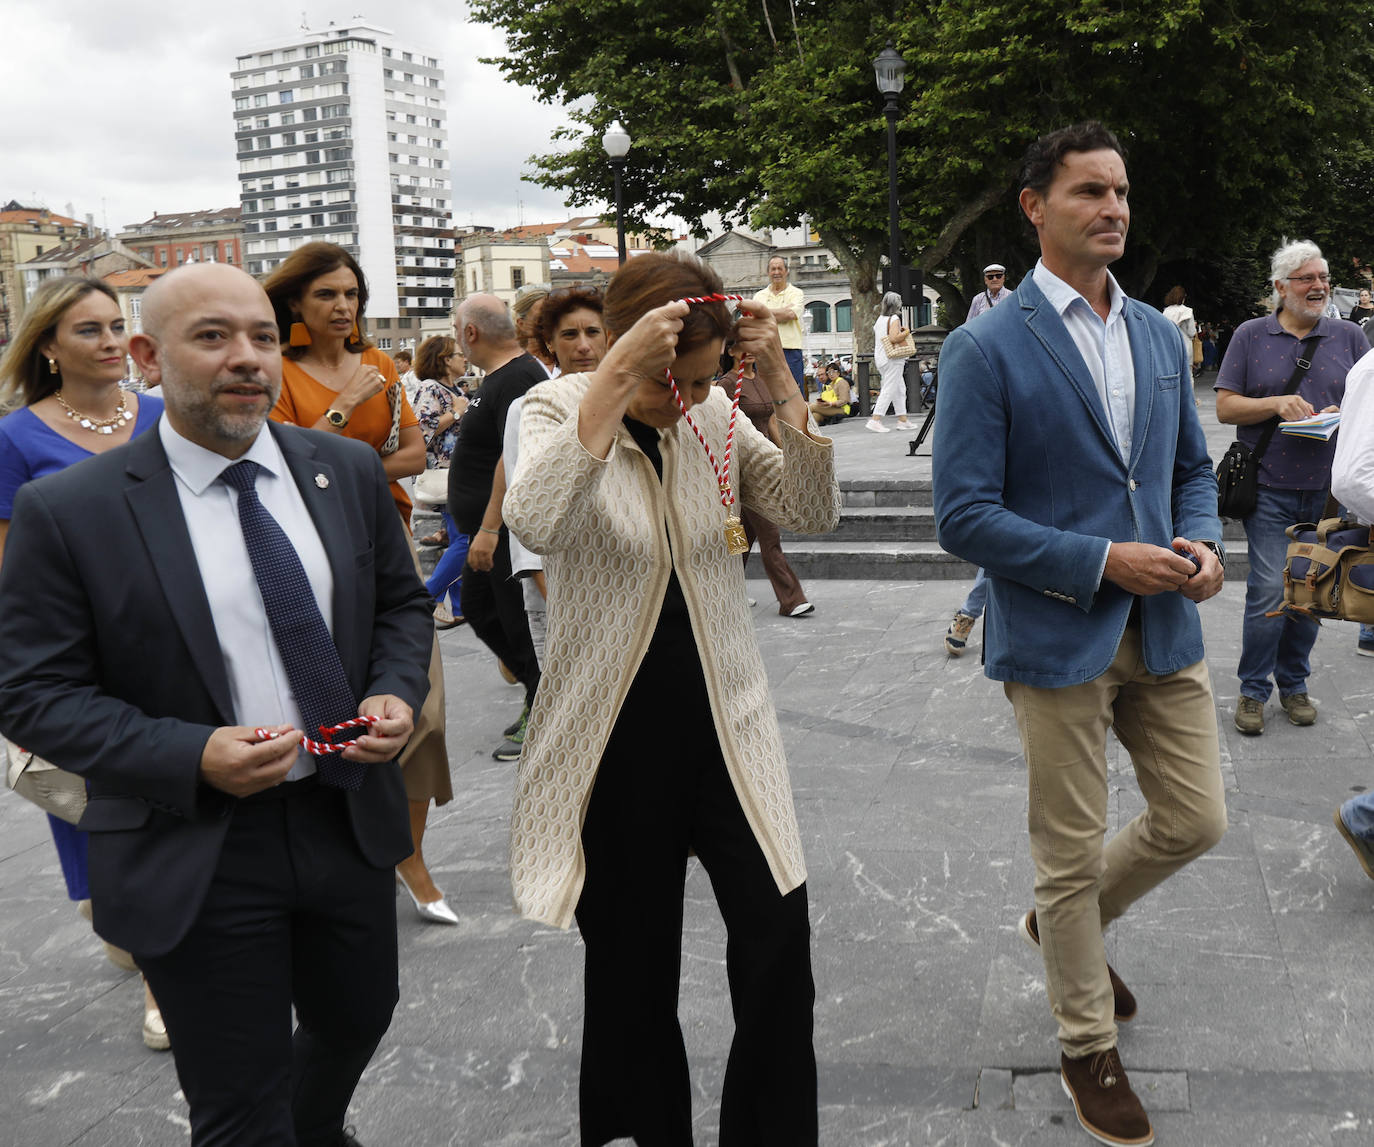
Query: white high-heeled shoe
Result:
<box><xmin>395</xmin><ymin>873</ymin><xmax>459</xmax><ymax>925</ymax></box>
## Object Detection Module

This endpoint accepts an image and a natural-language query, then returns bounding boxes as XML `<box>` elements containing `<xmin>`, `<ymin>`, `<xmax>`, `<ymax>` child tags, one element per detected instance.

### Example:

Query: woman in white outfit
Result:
<box><xmin>868</xmin><ymin>290</ymin><xmax>914</xmax><ymax>432</ymax></box>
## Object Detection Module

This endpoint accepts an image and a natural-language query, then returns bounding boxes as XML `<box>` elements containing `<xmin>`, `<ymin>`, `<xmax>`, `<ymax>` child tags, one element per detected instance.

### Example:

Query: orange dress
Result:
<box><xmin>271</xmin><ymin>348</ymin><xmax>420</xmax><ymax>527</ymax></box>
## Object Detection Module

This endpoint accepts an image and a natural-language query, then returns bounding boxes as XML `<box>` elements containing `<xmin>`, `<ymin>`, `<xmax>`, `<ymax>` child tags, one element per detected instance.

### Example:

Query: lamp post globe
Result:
<box><xmin>602</xmin><ymin>119</ymin><xmax>632</xmax><ymax>266</ymax></box>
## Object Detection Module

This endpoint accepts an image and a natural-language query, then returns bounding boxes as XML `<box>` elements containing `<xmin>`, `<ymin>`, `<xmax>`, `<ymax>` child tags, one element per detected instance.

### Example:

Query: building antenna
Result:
<box><xmin>300</xmin><ymin>10</ymin><xmax>309</xmax><ymax>31</ymax></box>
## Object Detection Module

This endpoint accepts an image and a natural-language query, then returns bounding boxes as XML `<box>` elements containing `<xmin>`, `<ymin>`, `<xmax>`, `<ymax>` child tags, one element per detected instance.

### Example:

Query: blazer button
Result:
<box><xmin>1129</xmin><ymin>479</ymin><xmax>1138</xmax><ymax>491</ymax></box>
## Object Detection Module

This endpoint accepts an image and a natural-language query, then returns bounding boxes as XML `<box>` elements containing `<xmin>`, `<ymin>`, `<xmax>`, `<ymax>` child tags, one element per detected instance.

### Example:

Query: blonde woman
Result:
<box><xmin>0</xmin><ymin>275</ymin><xmax>170</xmax><ymax>1049</ymax></box>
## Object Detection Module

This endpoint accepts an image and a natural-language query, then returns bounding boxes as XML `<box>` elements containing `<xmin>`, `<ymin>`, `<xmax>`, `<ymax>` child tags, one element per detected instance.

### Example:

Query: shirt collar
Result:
<box><xmin>1263</xmin><ymin>310</ymin><xmax>1331</xmax><ymax>339</ymax></box>
<box><xmin>158</xmin><ymin>415</ymin><xmax>286</xmax><ymax>496</ymax></box>
<box><xmin>1032</xmin><ymin>259</ymin><xmax>1126</xmax><ymax>323</ymax></box>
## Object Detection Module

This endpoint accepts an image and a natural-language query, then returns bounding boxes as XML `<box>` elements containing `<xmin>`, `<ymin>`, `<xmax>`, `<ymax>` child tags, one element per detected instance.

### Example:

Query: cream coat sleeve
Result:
<box><xmin>1332</xmin><ymin>351</ymin><xmax>1374</xmax><ymax>525</ymax></box>
<box><xmin>732</xmin><ymin>405</ymin><xmax>841</xmax><ymax>534</ymax></box>
<box><xmin>505</xmin><ymin>375</ymin><xmax>615</xmax><ymax>555</ymax></box>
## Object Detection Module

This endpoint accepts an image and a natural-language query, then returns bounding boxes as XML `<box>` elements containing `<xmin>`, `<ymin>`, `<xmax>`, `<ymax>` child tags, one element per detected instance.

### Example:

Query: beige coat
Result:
<box><xmin>503</xmin><ymin>373</ymin><xmax>841</xmax><ymax>928</ymax></box>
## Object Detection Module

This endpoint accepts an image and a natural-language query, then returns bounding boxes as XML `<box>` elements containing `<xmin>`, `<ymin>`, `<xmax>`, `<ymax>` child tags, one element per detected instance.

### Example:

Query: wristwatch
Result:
<box><xmin>1197</xmin><ymin>539</ymin><xmax>1225</xmax><ymax>570</ymax></box>
<box><xmin>324</xmin><ymin>408</ymin><xmax>349</xmax><ymax>429</ymax></box>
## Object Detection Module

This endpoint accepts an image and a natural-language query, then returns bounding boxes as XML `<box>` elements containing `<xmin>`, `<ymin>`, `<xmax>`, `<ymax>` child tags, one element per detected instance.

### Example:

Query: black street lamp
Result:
<box><xmin>872</xmin><ymin>41</ymin><xmax>907</xmax><ymax>294</ymax></box>
<box><xmin>601</xmin><ymin>119</ymin><xmax>632</xmax><ymax>266</ymax></box>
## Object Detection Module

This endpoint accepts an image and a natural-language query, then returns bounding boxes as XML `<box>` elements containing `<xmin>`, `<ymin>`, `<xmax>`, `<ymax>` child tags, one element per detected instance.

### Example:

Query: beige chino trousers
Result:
<box><xmin>1004</xmin><ymin>622</ymin><xmax>1227</xmax><ymax>1057</ymax></box>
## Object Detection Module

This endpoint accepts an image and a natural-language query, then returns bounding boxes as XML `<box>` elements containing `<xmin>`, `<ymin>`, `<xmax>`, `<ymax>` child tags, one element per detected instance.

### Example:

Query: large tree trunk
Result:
<box><xmin>819</xmin><ymin>228</ymin><xmax>881</xmax><ymax>355</ymax></box>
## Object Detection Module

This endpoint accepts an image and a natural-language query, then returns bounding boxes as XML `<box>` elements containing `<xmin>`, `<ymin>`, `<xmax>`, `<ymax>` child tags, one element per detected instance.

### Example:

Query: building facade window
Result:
<box><xmin>511</xmin><ymin>267</ymin><xmax>524</xmax><ymax>289</ymax></box>
<box><xmin>835</xmin><ymin>299</ymin><xmax>853</xmax><ymax>333</ymax></box>
<box><xmin>806</xmin><ymin>301</ymin><xmax>830</xmax><ymax>333</ymax></box>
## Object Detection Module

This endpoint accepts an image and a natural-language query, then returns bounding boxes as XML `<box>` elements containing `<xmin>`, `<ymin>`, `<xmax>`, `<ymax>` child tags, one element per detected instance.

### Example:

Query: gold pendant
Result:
<box><xmin>724</xmin><ymin>514</ymin><xmax>749</xmax><ymax>555</ymax></box>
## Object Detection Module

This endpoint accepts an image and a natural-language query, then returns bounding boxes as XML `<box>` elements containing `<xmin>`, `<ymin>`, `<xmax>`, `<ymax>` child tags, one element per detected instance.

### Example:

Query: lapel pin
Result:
<box><xmin>314</xmin><ymin>473</ymin><xmax>330</xmax><ymax>489</ymax></box>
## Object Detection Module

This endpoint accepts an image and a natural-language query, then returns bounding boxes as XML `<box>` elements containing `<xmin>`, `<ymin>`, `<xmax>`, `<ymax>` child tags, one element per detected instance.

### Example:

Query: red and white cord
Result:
<box><xmin>255</xmin><ymin>714</ymin><xmax>380</xmax><ymax>756</ymax></box>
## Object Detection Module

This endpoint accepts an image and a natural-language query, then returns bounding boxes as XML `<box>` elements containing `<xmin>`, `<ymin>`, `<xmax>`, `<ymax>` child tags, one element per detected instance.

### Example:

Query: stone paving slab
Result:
<box><xmin>5</xmin><ymin>529</ymin><xmax>1374</xmax><ymax>1143</ymax></box>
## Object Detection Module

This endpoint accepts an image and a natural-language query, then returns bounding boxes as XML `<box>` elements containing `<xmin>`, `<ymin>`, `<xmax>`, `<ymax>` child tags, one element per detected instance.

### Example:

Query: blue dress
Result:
<box><xmin>0</xmin><ymin>395</ymin><xmax>164</xmax><ymax>900</ymax></box>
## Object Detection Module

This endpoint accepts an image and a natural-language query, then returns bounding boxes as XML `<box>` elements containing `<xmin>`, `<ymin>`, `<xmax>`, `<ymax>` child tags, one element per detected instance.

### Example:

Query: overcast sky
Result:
<box><xmin>3</xmin><ymin>1</ymin><xmax>588</xmax><ymax>234</ymax></box>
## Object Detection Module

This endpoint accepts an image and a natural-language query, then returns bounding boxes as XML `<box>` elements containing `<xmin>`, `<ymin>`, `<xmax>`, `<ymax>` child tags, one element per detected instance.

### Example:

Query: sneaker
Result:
<box><xmin>1333</xmin><ymin>806</ymin><xmax>1374</xmax><ymax>880</ymax></box>
<box><xmin>864</xmin><ymin>420</ymin><xmax>890</xmax><ymax>433</ymax></box>
<box><xmin>944</xmin><ymin>611</ymin><xmax>976</xmax><ymax>656</ymax></box>
<box><xmin>1060</xmin><ymin>1048</ymin><xmax>1154</xmax><ymax>1147</ymax></box>
<box><xmin>787</xmin><ymin>602</ymin><xmax>815</xmax><ymax>617</ymax></box>
<box><xmin>503</xmin><ymin>704</ymin><xmax>529</xmax><ymax>739</ymax></box>
<box><xmin>433</xmin><ymin>601</ymin><xmax>463</xmax><ymax>630</ymax></box>
<box><xmin>1360</xmin><ymin>637</ymin><xmax>1374</xmax><ymax>658</ymax></box>
<box><xmin>1280</xmin><ymin>692</ymin><xmax>1317</xmax><ymax>726</ymax></box>
<box><xmin>491</xmin><ymin>738</ymin><xmax>523</xmax><ymax>762</ymax></box>
<box><xmin>1234</xmin><ymin>696</ymin><xmax>1264</xmax><ymax>735</ymax></box>
<box><xmin>1018</xmin><ymin>910</ymin><xmax>1136</xmax><ymax>1023</ymax></box>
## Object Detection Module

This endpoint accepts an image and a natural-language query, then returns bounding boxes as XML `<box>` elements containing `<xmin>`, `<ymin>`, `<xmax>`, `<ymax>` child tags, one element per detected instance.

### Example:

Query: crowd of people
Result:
<box><xmin>8</xmin><ymin>119</ymin><xmax>1374</xmax><ymax>1147</ymax></box>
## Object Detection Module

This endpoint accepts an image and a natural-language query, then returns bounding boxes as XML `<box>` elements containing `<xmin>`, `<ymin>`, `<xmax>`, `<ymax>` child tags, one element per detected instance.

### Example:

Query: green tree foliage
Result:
<box><xmin>472</xmin><ymin>0</ymin><xmax>1374</xmax><ymax>342</ymax></box>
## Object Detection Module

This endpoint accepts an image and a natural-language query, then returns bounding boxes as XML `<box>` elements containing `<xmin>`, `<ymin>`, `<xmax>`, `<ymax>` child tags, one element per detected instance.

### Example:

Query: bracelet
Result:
<box><xmin>478</xmin><ymin>526</ymin><xmax>501</xmax><ymax>536</ymax></box>
<box><xmin>772</xmin><ymin>394</ymin><xmax>795</xmax><ymax>406</ymax></box>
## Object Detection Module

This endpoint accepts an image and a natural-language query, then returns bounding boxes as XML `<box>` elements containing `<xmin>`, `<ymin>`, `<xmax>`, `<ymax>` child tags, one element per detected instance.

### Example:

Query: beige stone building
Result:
<box><xmin>0</xmin><ymin>202</ymin><xmax>90</xmax><ymax>348</ymax></box>
<box><xmin>19</xmin><ymin>236</ymin><xmax>154</xmax><ymax>307</ymax></box>
<box><xmin>455</xmin><ymin>231</ymin><xmax>551</xmax><ymax>305</ymax></box>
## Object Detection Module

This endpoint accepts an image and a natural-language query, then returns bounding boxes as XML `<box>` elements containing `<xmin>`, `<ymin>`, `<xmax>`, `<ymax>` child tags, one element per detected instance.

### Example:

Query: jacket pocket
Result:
<box><xmin>79</xmin><ymin>796</ymin><xmax>152</xmax><ymax>832</ymax></box>
<box><xmin>1158</xmin><ymin>373</ymin><xmax>1180</xmax><ymax>390</ymax></box>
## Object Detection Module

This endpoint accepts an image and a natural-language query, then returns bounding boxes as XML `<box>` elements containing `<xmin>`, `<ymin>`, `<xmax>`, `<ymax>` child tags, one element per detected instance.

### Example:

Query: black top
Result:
<box><xmin>446</xmin><ymin>354</ymin><xmax>548</xmax><ymax>534</ymax></box>
<box><xmin>624</xmin><ymin>416</ymin><xmax>690</xmax><ymax>626</ymax></box>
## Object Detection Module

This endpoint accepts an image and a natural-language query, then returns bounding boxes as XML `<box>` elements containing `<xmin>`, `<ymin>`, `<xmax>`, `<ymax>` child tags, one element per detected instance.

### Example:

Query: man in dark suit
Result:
<box><xmin>0</xmin><ymin>263</ymin><xmax>434</xmax><ymax>1146</ymax></box>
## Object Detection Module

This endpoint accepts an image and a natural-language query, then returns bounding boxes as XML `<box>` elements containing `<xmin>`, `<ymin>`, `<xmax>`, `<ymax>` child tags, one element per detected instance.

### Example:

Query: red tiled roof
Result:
<box><xmin>0</xmin><ymin>208</ymin><xmax>83</xmax><ymax>227</ymax></box>
<box><xmin>103</xmin><ymin>268</ymin><xmax>170</xmax><ymax>287</ymax></box>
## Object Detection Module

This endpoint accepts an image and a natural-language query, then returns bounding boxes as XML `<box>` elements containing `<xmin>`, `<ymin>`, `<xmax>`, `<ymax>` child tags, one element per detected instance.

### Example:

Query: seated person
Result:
<box><xmin>808</xmin><ymin>364</ymin><xmax>851</xmax><ymax>424</ymax></box>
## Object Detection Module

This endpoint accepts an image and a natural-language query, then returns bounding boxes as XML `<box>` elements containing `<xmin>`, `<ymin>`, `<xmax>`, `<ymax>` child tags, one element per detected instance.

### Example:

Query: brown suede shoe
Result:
<box><xmin>1019</xmin><ymin>909</ymin><xmax>1137</xmax><ymax>1023</ymax></box>
<box><xmin>1060</xmin><ymin>1047</ymin><xmax>1154</xmax><ymax>1146</ymax></box>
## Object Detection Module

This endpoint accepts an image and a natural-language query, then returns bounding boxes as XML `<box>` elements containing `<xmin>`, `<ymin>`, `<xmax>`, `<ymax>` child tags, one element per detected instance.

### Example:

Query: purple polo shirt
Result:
<box><xmin>1215</xmin><ymin>313</ymin><xmax>1370</xmax><ymax>490</ymax></box>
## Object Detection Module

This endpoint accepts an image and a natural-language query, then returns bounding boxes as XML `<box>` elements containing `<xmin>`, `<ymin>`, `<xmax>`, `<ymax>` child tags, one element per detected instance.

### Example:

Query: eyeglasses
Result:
<box><xmin>1285</xmin><ymin>273</ymin><xmax>1331</xmax><ymax>286</ymax></box>
<box><xmin>985</xmin><ymin>272</ymin><xmax>1004</xmax><ymax>280</ymax></box>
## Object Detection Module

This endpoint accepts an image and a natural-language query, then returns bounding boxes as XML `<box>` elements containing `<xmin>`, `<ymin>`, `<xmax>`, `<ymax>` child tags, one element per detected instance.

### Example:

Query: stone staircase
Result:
<box><xmin>775</xmin><ymin>479</ymin><xmax>1250</xmax><ymax>581</ymax></box>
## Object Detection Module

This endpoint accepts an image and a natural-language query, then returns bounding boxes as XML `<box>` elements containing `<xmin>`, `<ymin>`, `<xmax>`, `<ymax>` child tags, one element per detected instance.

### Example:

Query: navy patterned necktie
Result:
<box><xmin>220</xmin><ymin>459</ymin><xmax>364</xmax><ymax>790</ymax></box>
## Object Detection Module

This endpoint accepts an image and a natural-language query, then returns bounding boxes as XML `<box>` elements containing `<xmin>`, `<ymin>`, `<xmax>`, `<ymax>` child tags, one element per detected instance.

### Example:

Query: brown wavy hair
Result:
<box><xmin>414</xmin><ymin>335</ymin><xmax>457</xmax><ymax>383</ymax></box>
<box><xmin>602</xmin><ymin>251</ymin><xmax>732</xmax><ymax>352</ymax></box>
<box><xmin>538</xmin><ymin>287</ymin><xmax>604</xmax><ymax>359</ymax></box>
<box><xmin>261</xmin><ymin>242</ymin><xmax>372</xmax><ymax>360</ymax></box>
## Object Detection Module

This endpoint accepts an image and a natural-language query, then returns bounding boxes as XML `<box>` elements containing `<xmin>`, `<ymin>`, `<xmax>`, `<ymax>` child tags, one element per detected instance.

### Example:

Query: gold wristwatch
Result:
<box><xmin>324</xmin><ymin>408</ymin><xmax>349</xmax><ymax>429</ymax></box>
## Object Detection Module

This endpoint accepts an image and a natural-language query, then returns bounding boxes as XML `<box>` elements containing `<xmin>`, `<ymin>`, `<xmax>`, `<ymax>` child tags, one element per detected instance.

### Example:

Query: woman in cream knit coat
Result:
<box><xmin>504</xmin><ymin>251</ymin><xmax>839</xmax><ymax>1145</ymax></box>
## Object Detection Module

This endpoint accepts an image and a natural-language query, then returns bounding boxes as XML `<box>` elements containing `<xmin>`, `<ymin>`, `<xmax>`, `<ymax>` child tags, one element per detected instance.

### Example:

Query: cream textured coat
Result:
<box><xmin>503</xmin><ymin>372</ymin><xmax>841</xmax><ymax>928</ymax></box>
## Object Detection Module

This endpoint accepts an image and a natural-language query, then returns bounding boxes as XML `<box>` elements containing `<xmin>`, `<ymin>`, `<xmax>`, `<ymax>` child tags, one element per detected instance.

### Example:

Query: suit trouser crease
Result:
<box><xmin>135</xmin><ymin>786</ymin><xmax>399</xmax><ymax>1147</ymax></box>
<box><xmin>1004</xmin><ymin>624</ymin><xmax>1225</xmax><ymax>1056</ymax></box>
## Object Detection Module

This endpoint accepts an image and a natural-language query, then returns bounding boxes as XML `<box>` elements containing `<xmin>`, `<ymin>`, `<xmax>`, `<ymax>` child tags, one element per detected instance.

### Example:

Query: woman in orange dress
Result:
<box><xmin>263</xmin><ymin>242</ymin><xmax>459</xmax><ymax>926</ymax></box>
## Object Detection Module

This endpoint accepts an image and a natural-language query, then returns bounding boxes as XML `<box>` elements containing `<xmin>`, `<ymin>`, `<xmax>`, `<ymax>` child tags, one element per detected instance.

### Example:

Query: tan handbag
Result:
<box><xmin>5</xmin><ymin>739</ymin><xmax>86</xmax><ymax>825</ymax></box>
<box><xmin>880</xmin><ymin>323</ymin><xmax>916</xmax><ymax>360</ymax></box>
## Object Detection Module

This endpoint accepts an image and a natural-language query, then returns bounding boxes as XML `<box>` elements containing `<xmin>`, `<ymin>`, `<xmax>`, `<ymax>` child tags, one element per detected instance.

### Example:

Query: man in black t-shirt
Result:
<box><xmin>447</xmin><ymin>294</ymin><xmax>546</xmax><ymax>759</ymax></box>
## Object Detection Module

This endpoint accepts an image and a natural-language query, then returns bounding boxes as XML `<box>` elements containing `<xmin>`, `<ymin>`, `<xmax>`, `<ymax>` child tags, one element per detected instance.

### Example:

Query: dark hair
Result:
<box><xmin>393</xmin><ymin>348</ymin><xmax>413</xmax><ymax>364</ymax></box>
<box><xmin>538</xmin><ymin>287</ymin><xmax>604</xmax><ymax>356</ymax></box>
<box><xmin>603</xmin><ymin>251</ymin><xmax>732</xmax><ymax>352</ymax></box>
<box><xmin>261</xmin><ymin>241</ymin><xmax>372</xmax><ymax>360</ymax></box>
<box><xmin>1019</xmin><ymin>121</ymin><xmax>1125</xmax><ymax>197</ymax></box>
<box><xmin>414</xmin><ymin>335</ymin><xmax>457</xmax><ymax>382</ymax></box>
<box><xmin>1164</xmin><ymin>285</ymin><xmax>1187</xmax><ymax>307</ymax></box>
<box><xmin>0</xmin><ymin>276</ymin><xmax>121</xmax><ymax>408</ymax></box>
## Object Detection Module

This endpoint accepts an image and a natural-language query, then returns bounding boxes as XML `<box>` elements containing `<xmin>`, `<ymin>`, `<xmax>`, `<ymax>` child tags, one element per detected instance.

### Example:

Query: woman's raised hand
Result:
<box><xmin>338</xmin><ymin>360</ymin><xmax>387</xmax><ymax>408</ymax></box>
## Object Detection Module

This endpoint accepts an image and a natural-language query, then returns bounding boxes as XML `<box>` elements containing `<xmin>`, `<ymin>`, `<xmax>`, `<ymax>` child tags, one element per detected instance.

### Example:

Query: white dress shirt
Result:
<box><xmin>1033</xmin><ymin>260</ymin><xmax>1136</xmax><ymax>461</ymax></box>
<box><xmin>1333</xmin><ymin>349</ymin><xmax>1374</xmax><ymax>524</ymax></box>
<box><xmin>159</xmin><ymin>418</ymin><xmax>335</xmax><ymax>780</ymax></box>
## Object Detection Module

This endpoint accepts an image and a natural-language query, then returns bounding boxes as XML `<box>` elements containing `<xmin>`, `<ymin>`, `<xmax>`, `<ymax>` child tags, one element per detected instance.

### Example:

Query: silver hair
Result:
<box><xmin>881</xmin><ymin>291</ymin><xmax>904</xmax><ymax>316</ymax></box>
<box><xmin>458</xmin><ymin>295</ymin><xmax>517</xmax><ymax>341</ymax></box>
<box><xmin>1269</xmin><ymin>239</ymin><xmax>1325</xmax><ymax>311</ymax></box>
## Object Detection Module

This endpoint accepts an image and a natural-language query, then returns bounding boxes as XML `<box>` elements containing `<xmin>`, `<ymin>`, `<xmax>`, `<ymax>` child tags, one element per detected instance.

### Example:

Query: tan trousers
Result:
<box><xmin>1004</xmin><ymin>623</ymin><xmax>1226</xmax><ymax>1056</ymax></box>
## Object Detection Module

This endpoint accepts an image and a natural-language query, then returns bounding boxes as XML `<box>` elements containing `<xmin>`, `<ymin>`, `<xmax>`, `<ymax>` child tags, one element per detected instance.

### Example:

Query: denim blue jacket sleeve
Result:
<box><xmin>932</xmin><ymin>276</ymin><xmax>1219</xmax><ymax>688</ymax></box>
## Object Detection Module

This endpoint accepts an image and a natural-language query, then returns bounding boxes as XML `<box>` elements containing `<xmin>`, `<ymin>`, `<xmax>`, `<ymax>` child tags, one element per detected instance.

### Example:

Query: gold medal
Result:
<box><xmin>724</xmin><ymin>514</ymin><xmax>749</xmax><ymax>555</ymax></box>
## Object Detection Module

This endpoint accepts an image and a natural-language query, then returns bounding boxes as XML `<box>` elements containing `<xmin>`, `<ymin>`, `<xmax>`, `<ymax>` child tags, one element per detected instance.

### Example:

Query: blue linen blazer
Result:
<box><xmin>932</xmin><ymin>274</ymin><xmax>1221</xmax><ymax>688</ymax></box>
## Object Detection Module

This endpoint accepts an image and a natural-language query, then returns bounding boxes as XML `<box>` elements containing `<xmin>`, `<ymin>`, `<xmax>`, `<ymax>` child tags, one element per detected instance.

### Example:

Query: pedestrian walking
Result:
<box><xmin>934</xmin><ymin>121</ymin><xmax>1228</xmax><ymax>1147</ymax></box>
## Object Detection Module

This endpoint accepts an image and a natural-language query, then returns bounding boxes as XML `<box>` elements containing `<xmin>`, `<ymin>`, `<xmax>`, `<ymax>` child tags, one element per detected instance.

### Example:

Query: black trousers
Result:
<box><xmin>135</xmin><ymin>781</ymin><xmax>399</xmax><ymax>1147</ymax></box>
<box><xmin>459</xmin><ymin>527</ymin><xmax>540</xmax><ymax>708</ymax></box>
<box><xmin>574</xmin><ymin>623</ymin><xmax>817</xmax><ymax>1147</ymax></box>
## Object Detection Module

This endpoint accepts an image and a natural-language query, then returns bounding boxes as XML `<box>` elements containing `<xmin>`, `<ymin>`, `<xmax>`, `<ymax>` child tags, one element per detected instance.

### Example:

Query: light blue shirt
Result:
<box><xmin>1032</xmin><ymin>260</ymin><xmax>1136</xmax><ymax>462</ymax></box>
<box><xmin>159</xmin><ymin>418</ymin><xmax>334</xmax><ymax>780</ymax></box>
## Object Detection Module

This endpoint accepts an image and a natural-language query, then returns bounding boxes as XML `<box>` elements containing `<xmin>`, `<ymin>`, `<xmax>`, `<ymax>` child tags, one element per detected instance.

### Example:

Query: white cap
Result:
<box><xmin>983</xmin><ymin>263</ymin><xmax>1006</xmax><ymax>274</ymax></box>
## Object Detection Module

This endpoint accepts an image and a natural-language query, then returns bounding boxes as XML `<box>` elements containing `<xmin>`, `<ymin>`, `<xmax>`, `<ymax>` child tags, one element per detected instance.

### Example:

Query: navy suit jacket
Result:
<box><xmin>0</xmin><ymin>421</ymin><xmax>433</xmax><ymax>955</ymax></box>
<box><xmin>933</xmin><ymin>273</ymin><xmax>1222</xmax><ymax>688</ymax></box>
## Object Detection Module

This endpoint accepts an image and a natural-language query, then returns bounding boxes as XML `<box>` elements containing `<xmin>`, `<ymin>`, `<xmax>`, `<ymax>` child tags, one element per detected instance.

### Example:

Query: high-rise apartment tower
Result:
<box><xmin>231</xmin><ymin>20</ymin><xmax>452</xmax><ymax>349</ymax></box>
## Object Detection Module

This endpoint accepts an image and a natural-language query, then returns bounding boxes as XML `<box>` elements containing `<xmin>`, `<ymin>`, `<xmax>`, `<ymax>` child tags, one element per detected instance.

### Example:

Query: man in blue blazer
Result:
<box><xmin>934</xmin><ymin>123</ymin><xmax>1227</xmax><ymax>1147</ymax></box>
<box><xmin>0</xmin><ymin>263</ymin><xmax>434</xmax><ymax>1146</ymax></box>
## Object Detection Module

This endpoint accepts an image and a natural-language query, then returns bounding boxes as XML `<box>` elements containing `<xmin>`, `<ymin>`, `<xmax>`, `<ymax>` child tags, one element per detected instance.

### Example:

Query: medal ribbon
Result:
<box><xmin>255</xmin><ymin>714</ymin><xmax>380</xmax><ymax>757</ymax></box>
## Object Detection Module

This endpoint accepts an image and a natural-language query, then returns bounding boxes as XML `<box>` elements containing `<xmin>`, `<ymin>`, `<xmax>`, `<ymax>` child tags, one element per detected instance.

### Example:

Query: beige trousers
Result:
<box><xmin>1004</xmin><ymin>623</ymin><xmax>1226</xmax><ymax>1056</ymax></box>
